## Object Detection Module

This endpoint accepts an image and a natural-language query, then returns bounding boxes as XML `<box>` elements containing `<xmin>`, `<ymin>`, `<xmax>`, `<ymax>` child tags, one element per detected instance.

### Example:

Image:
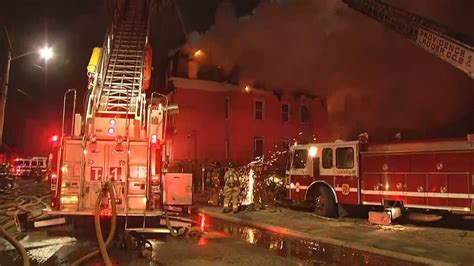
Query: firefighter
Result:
<box><xmin>253</xmin><ymin>165</ymin><xmax>266</xmax><ymax>210</ymax></box>
<box><xmin>208</xmin><ymin>167</ymin><xmax>221</xmax><ymax>206</ymax></box>
<box><xmin>222</xmin><ymin>162</ymin><xmax>240</xmax><ymax>213</ymax></box>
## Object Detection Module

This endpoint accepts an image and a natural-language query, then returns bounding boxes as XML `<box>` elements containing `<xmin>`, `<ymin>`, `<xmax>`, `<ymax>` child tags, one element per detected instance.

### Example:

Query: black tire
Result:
<box><xmin>313</xmin><ymin>185</ymin><xmax>337</xmax><ymax>218</ymax></box>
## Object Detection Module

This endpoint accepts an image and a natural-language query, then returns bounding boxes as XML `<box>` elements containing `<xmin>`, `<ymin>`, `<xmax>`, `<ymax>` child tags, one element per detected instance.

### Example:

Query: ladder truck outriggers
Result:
<box><xmin>47</xmin><ymin>0</ymin><xmax>193</xmax><ymax>231</ymax></box>
<box><xmin>285</xmin><ymin>0</ymin><xmax>474</xmax><ymax>224</ymax></box>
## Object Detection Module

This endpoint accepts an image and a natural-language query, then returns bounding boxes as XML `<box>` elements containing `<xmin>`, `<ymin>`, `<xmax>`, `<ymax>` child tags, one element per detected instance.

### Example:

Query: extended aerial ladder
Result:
<box><xmin>343</xmin><ymin>0</ymin><xmax>473</xmax><ymax>78</ymax></box>
<box><xmin>87</xmin><ymin>0</ymin><xmax>149</xmax><ymax>121</ymax></box>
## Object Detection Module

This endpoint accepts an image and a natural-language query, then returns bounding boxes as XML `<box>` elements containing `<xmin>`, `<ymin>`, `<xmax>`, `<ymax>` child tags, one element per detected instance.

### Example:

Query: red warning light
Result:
<box><xmin>51</xmin><ymin>135</ymin><xmax>59</xmax><ymax>142</ymax></box>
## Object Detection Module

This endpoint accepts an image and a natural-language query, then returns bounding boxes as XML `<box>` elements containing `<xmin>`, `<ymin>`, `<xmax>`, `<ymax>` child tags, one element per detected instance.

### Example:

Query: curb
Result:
<box><xmin>199</xmin><ymin>209</ymin><xmax>453</xmax><ymax>266</ymax></box>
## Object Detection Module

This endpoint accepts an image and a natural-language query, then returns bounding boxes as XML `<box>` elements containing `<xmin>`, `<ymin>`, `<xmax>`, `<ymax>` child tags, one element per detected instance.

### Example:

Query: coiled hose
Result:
<box><xmin>0</xmin><ymin>226</ymin><xmax>30</xmax><ymax>266</ymax></box>
<box><xmin>72</xmin><ymin>182</ymin><xmax>117</xmax><ymax>266</ymax></box>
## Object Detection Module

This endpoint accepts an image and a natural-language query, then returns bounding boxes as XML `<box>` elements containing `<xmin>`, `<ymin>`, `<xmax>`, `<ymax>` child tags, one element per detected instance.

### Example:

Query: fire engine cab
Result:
<box><xmin>286</xmin><ymin>135</ymin><xmax>474</xmax><ymax>223</ymax></box>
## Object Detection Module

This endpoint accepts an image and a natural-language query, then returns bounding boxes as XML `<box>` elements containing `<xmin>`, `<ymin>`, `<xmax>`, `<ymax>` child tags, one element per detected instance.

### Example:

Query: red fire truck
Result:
<box><xmin>286</xmin><ymin>135</ymin><xmax>474</xmax><ymax>223</ymax></box>
<box><xmin>47</xmin><ymin>0</ymin><xmax>193</xmax><ymax>231</ymax></box>
<box><xmin>284</xmin><ymin>0</ymin><xmax>473</xmax><ymax>224</ymax></box>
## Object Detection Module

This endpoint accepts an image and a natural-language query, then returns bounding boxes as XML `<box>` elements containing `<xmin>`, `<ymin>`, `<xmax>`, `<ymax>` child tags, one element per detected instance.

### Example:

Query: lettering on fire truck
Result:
<box><xmin>91</xmin><ymin>167</ymin><xmax>103</xmax><ymax>181</ymax></box>
<box><xmin>109</xmin><ymin>167</ymin><xmax>122</xmax><ymax>181</ymax></box>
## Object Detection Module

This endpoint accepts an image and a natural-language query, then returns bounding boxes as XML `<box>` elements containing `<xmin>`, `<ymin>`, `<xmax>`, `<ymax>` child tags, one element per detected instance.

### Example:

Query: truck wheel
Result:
<box><xmin>314</xmin><ymin>185</ymin><xmax>337</xmax><ymax>218</ymax></box>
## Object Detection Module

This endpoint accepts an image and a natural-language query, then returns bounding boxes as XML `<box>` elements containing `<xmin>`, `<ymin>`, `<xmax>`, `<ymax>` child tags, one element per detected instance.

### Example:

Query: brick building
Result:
<box><xmin>165</xmin><ymin>77</ymin><xmax>329</xmax><ymax>168</ymax></box>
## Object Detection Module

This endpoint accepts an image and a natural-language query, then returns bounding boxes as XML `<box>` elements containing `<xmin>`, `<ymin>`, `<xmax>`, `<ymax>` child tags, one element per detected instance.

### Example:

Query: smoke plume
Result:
<box><xmin>189</xmin><ymin>0</ymin><xmax>474</xmax><ymax>141</ymax></box>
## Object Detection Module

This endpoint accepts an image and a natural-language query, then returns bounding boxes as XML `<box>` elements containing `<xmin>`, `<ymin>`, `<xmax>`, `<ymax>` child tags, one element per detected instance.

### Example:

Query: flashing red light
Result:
<box><xmin>51</xmin><ymin>135</ymin><xmax>59</xmax><ymax>142</ymax></box>
<box><xmin>108</xmin><ymin>128</ymin><xmax>115</xmax><ymax>135</ymax></box>
<box><xmin>100</xmin><ymin>211</ymin><xmax>113</xmax><ymax>216</ymax></box>
<box><xmin>151</xmin><ymin>134</ymin><xmax>157</xmax><ymax>144</ymax></box>
<box><xmin>51</xmin><ymin>173</ymin><xmax>57</xmax><ymax>179</ymax></box>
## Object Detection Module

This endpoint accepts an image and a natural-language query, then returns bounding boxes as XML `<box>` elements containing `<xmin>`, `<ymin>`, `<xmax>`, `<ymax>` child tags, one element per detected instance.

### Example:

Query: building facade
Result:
<box><xmin>166</xmin><ymin>77</ymin><xmax>328</xmax><ymax>167</ymax></box>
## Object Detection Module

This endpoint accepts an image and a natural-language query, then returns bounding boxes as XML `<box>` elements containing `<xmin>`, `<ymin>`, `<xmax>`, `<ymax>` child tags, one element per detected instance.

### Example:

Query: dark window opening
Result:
<box><xmin>281</xmin><ymin>139</ymin><xmax>290</xmax><ymax>151</ymax></box>
<box><xmin>336</xmin><ymin>147</ymin><xmax>354</xmax><ymax>169</ymax></box>
<box><xmin>322</xmin><ymin>148</ymin><xmax>333</xmax><ymax>169</ymax></box>
<box><xmin>282</xmin><ymin>103</ymin><xmax>289</xmax><ymax>122</ymax></box>
<box><xmin>301</xmin><ymin>106</ymin><xmax>309</xmax><ymax>123</ymax></box>
<box><xmin>293</xmin><ymin>149</ymin><xmax>308</xmax><ymax>169</ymax></box>
<box><xmin>255</xmin><ymin>100</ymin><xmax>264</xmax><ymax>120</ymax></box>
<box><xmin>254</xmin><ymin>137</ymin><xmax>264</xmax><ymax>158</ymax></box>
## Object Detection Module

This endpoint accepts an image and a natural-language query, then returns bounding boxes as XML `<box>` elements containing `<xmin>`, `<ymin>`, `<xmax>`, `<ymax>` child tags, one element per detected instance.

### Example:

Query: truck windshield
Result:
<box><xmin>293</xmin><ymin>149</ymin><xmax>308</xmax><ymax>169</ymax></box>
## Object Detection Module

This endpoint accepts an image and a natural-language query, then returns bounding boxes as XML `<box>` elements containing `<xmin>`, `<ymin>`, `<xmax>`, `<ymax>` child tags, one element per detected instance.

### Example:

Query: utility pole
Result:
<box><xmin>0</xmin><ymin>25</ymin><xmax>12</xmax><ymax>145</ymax></box>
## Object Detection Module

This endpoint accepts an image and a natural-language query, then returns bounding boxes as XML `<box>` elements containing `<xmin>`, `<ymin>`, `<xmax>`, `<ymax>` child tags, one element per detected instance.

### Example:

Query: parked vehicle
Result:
<box><xmin>285</xmin><ymin>135</ymin><xmax>474</xmax><ymax>224</ymax></box>
<box><xmin>13</xmin><ymin>157</ymin><xmax>48</xmax><ymax>178</ymax></box>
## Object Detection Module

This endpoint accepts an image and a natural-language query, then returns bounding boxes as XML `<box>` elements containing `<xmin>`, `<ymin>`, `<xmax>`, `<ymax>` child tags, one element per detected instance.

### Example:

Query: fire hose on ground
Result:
<box><xmin>72</xmin><ymin>181</ymin><xmax>117</xmax><ymax>266</ymax></box>
<box><xmin>0</xmin><ymin>225</ymin><xmax>30</xmax><ymax>266</ymax></box>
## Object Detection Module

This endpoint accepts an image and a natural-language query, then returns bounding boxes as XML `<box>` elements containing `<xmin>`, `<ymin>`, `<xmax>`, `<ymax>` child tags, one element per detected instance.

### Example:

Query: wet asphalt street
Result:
<box><xmin>0</xmin><ymin>181</ymin><xmax>302</xmax><ymax>266</ymax></box>
<box><xmin>0</xmin><ymin>220</ymin><xmax>302</xmax><ymax>266</ymax></box>
<box><xmin>0</xmin><ymin>180</ymin><xmax>452</xmax><ymax>265</ymax></box>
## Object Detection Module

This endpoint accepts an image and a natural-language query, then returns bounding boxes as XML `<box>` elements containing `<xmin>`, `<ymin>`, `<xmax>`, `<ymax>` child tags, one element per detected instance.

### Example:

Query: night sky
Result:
<box><xmin>0</xmin><ymin>0</ymin><xmax>473</xmax><ymax>156</ymax></box>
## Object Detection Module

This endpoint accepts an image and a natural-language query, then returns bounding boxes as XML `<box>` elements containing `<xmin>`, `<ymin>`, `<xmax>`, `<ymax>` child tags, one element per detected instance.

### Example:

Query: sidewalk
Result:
<box><xmin>199</xmin><ymin>206</ymin><xmax>474</xmax><ymax>265</ymax></box>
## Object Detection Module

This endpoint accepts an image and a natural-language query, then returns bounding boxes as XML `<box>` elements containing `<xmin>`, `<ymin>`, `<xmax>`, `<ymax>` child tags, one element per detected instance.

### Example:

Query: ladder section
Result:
<box><xmin>97</xmin><ymin>0</ymin><xmax>147</xmax><ymax>117</ymax></box>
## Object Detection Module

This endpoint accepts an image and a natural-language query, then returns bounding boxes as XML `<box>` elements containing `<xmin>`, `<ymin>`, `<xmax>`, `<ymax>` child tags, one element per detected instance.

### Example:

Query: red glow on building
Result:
<box><xmin>166</xmin><ymin>78</ymin><xmax>328</xmax><ymax>167</ymax></box>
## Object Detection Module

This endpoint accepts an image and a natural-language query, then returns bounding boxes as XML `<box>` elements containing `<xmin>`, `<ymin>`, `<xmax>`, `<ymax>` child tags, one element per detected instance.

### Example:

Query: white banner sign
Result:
<box><xmin>416</xmin><ymin>27</ymin><xmax>473</xmax><ymax>78</ymax></box>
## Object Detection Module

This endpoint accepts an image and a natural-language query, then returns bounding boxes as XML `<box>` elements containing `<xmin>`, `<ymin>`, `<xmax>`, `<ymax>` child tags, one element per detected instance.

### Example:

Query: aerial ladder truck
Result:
<box><xmin>47</xmin><ymin>0</ymin><xmax>194</xmax><ymax>232</ymax></box>
<box><xmin>343</xmin><ymin>0</ymin><xmax>473</xmax><ymax>78</ymax></box>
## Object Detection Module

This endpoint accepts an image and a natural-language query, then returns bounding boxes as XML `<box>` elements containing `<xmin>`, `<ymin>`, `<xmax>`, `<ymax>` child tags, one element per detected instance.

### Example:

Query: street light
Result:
<box><xmin>39</xmin><ymin>46</ymin><xmax>53</xmax><ymax>61</ymax></box>
<box><xmin>9</xmin><ymin>46</ymin><xmax>53</xmax><ymax>62</ymax></box>
<box><xmin>0</xmin><ymin>26</ymin><xmax>54</xmax><ymax>144</ymax></box>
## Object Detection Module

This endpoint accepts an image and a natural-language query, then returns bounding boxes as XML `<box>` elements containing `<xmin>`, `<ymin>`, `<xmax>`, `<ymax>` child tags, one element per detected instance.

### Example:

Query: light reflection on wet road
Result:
<box><xmin>0</xmin><ymin>215</ymin><xmax>422</xmax><ymax>266</ymax></box>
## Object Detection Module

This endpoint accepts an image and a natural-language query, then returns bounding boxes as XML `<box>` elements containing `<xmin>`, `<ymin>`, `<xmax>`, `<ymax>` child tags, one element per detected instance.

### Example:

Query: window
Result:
<box><xmin>293</xmin><ymin>149</ymin><xmax>308</xmax><ymax>169</ymax></box>
<box><xmin>32</xmin><ymin>161</ymin><xmax>37</xmax><ymax>167</ymax></box>
<box><xmin>336</xmin><ymin>147</ymin><xmax>354</xmax><ymax>169</ymax></box>
<box><xmin>255</xmin><ymin>100</ymin><xmax>264</xmax><ymax>120</ymax></box>
<box><xmin>300</xmin><ymin>106</ymin><xmax>309</xmax><ymax>123</ymax></box>
<box><xmin>281</xmin><ymin>103</ymin><xmax>289</xmax><ymax>122</ymax></box>
<box><xmin>322</xmin><ymin>148</ymin><xmax>333</xmax><ymax>169</ymax></box>
<box><xmin>281</xmin><ymin>139</ymin><xmax>290</xmax><ymax>151</ymax></box>
<box><xmin>254</xmin><ymin>137</ymin><xmax>264</xmax><ymax>158</ymax></box>
<box><xmin>225</xmin><ymin>97</ymin><xmax>229</xmax><ymax>119</ymax></box>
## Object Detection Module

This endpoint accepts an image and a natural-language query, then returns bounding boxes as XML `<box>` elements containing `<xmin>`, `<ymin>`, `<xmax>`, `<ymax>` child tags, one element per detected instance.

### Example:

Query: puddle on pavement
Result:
<box><xmin>205</xmin><ymin>216</ymin><xmax>422</xmax><ymax>265</ymax></box>
<box><xmin>0</xmin><ymin>213</ymin><xmax>426</xmax><ymax>265</ymax></box>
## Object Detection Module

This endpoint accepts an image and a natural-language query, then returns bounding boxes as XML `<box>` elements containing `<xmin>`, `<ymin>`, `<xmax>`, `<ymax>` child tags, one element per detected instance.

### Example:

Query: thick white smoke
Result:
<box><xmin>189</xmin><ymin>0</ymin><xmax>474</xmax><ymax>141</ymax></box>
